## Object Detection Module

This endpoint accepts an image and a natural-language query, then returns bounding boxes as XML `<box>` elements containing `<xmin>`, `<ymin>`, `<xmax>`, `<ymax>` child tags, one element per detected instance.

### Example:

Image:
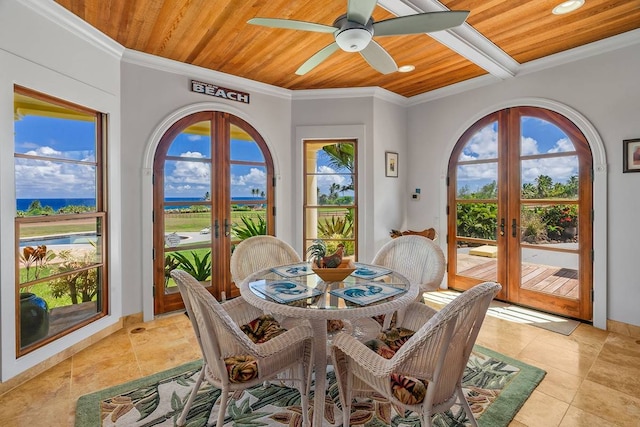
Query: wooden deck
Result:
<box><xmin>459</xmin><ymin>259</ymin><xmax>579</xmax><ymax>299</ymax></box>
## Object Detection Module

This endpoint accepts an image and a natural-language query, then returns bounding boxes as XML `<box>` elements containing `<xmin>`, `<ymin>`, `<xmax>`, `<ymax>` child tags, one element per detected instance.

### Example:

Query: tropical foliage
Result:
<box><xmin>49</xmin><ymin>249</ymin><xmax>98</xmax><ymax>304</ymax></box>
<box><xmin>232</xmin><ymin>215</ymin><xmax>267</xmax><ymax>239</ymax></box>
<box><xmin>171</xmin><ymin>250</ymin><xmax>212</xmax><ymax>281</ymax></box>
<box><xmin>458</xmin><ymin>175</ymin><xmax>579</xmax><ymax>242</ymax></box>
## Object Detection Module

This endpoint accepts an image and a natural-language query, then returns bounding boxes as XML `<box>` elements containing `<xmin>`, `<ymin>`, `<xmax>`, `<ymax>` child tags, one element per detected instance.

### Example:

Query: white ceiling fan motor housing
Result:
<box><xmin>333</xmin><ymin>15</ymin><xmax>374</xmax><ymax>52</ymax></box>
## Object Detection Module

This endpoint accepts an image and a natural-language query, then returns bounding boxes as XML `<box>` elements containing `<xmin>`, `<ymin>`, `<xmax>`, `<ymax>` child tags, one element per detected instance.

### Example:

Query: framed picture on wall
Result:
<box><xmin>385</xmin><ymin>151</ymin><xmax>398</xmax><ymax>177</ymax></box>
<box><xmin>623</xmin><ymin>139</ymin><xmax>640</xmax><ymax>173</ymax></box>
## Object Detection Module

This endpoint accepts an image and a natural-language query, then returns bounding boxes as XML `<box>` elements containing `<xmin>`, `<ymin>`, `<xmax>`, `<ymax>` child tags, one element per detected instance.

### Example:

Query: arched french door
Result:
<box><xmin>153</xmin><ymin>111</ymin><xmax>274</xmax><ymax>314</ymax></box>
<box><xmin>447</xmin><ymin>107</ymin><xmax>593</xmax><ymax>321</ymax></box>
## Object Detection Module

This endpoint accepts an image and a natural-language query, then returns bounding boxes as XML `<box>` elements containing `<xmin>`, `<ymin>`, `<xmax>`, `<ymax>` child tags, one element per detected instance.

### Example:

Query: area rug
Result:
<box><xmin>75</xmin><ymin>345</ymin><xmax>545</xmax><ymax>427</ymax></box>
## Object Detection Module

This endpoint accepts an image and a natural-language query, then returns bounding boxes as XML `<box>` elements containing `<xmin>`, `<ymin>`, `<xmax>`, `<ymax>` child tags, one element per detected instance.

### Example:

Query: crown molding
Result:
<box><xmin>121</xmin><ymin>49</ymin><xmax>292</xmax><ymax>100</ymax></box>
<box><xmin>407</xmin><ymin>28</ymin><xmax>640</xmax><ymax>106</ymax></box>
<box><xmin>406</xmin><ymin>74</ymin><xmax>500</xmax><ymax>106</ymax></box>
<box><xmin>21</xmin><ymin>0</ymin><xmax>124</xmax><ymax>59</ymax></box>
<box><xmin>292</xmin><ymin>86</ymin><xmax>408</xmax><ymax>105</ymax></box>
<box><xmin>518</xmin><ymin>28</ymin><xmax>640</xmax><ymax>77</ymax></box>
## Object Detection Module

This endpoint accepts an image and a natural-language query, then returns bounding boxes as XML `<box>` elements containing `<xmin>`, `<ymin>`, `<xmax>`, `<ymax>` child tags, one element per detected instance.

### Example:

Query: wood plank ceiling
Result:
<box><xmin>54</xmin><ymin>0</ymin><xmax>640</xmax><ymax>98</ymax></box>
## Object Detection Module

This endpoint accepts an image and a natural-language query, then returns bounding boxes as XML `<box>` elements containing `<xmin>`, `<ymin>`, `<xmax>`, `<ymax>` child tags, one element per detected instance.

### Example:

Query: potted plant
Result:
<box><xmin>19</xmin><ymin>245</ymin><xmax>55</xmax><ymax>347</ymax></box>
<box><xmin>306</xmin><ymin>239</ymin><xmax>353</xmax><ymax>282</ymax></box>
<box><xmin>171</xmin><ymin>251</ymin><xmax>212</xmax><ymax>283</ymax></box>
<box><xmin>559</xmin><ymin>206</ymin><xmax>578</xmax><ymax>239</ymax></box>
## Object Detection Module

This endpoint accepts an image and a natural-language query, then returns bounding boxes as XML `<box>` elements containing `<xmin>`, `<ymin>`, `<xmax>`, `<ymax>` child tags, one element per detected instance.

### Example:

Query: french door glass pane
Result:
<box><xmin>166</xmin><ymin>121</ymin><xmax>211</xmax><ymax>158</ymax></box>
<box><xmin>164</xmin><ymin>160</ymin><xmax>211</xmax><ymax>203</ymax></box>
<box><xmin>521</xmin><ymin>117</ymin><xmax>575</xmax><ymax>154</ymax></box>
<box><xmin>230</xmin><ymin>125</ymin><xmax>264</xmax><ymax>162</ymax></box>
<box><xmin>458</xmin><ymin>122</ymin><xmax>498</xmax><ymax>161</ymax></box>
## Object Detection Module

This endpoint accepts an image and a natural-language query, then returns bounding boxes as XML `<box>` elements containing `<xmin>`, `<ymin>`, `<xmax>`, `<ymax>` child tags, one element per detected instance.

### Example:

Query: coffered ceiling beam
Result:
<box><xmin>379</xmin><ymin>0</ymin><xmax>519</xmax><ymax>79</ymax></box>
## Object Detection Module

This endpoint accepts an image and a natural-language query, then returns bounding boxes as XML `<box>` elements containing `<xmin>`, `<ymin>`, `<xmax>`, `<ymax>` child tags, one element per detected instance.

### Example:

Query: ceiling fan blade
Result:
<box><xmin>248</xmin><ymin>17</ymin><xmax>336</xmax><ymax>33</ymax></box>
<box><xmin>295</xmin><ymin>42</ymin><xmax>340</xmax><ymax>75</ymax></box>
<box><xmin>373</xmin><ymin>11</ymin><xmax>470</xmax><ymax>36</ymax></box>
<box><xmin>347</xmin><ymin>0</ymin><xmax>378</xmax><ymax>25</ymax></box>
<box><xmin>359</xmin><ymin>40</ymin><xmax>397</xmax><ymax>74</ymax></box>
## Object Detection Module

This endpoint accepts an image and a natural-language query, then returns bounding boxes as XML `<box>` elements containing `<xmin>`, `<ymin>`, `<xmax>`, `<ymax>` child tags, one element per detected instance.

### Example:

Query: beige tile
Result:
<box><xmin>71</xmin><ymin>356</ymin><xmax>142</xmax><ymax>399</ymax></box>
<box><xmin>603</xmin><ymin>331</ymin><xmax>640</xmax><ymax>356</ymax></box>
<box><xmin>572</xmin><ymin>379</ymin><xmax>640</xmax><ymax>426</ymax></box>
<box><xmin>517</xmin><ymin>339</ymin><xmax>597</xmax><ymax>378</ymax></box>
<box><xmin>476</xmin><ymin>316</ymin><xmax>541</xmax><ymax>358</ymax></box>
<box><xmin>513</xmin><ymin>389</ymin><xmax>569</xmax><ymax>427</ymax></box>
<box><xmin>519</xmin><ymin>356</ymin><xmax>582</xmax><ymax>404</ymax></box>
<box><xmin>607</xmin><ymin>319</ymin><xmax>640</xmax><ymax>339</ymax></box>
<box><xmin>559</xmin><ymin>406</ymin><xmax>619</xmax><ymax>427</ymax></box>
<box><xmin>0</xmin><ymin>358</ymin><xmax>72</xmax><ymax>420</ymax></box>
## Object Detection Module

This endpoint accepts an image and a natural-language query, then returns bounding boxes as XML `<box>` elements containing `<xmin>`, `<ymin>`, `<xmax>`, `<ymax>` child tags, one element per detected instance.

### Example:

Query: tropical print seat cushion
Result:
<box><xmin>240</xmin><ymin>314</ymin><xmax>287</xmax><ymax>344</ymax></box>
<box><xmin>224</xmin><ymin>355</ymin><xmax>259</xmax><ymax>383</ymax></box>
<box><xmin>364</xmin><ymin>327</ymin><xmax>427</xmax><ymax>405</ymax></box>
<box><xmin>226</xmin><ymin>315</ymin><xmax>288</xmax><ymax>383</ymax></box>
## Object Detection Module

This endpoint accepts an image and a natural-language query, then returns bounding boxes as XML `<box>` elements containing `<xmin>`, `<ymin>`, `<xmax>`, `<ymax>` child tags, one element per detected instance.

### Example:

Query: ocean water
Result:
<box><xmin>17</xmin><ymin>197</ymin><xmax>262</xmax><ymax>212</ymax></box>
<box><xmin>17</xmin><ymin>198</ymin><xmax>96</xmax><ymax>211</ymax></box>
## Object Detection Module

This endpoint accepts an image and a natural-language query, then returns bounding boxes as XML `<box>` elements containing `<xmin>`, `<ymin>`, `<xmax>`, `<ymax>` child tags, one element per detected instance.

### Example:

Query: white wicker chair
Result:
<box><xmin>171</xmin><ymin>270</ymin><xmax>314</xmax><ymax>427</ymax></box>
<box><xmin>331</xmin><ymin>281</ymin><xmax>501</xmax><ymax>427</ymax></box>
<box><xmin>372</xmin><ymin>234</ymin><xmax>445</xmax><ymax>327</ymax></box>
<box><xmin>230</xmin><ymin>235</ymin><xmax>301</xmax><ymax>287</ymax></box>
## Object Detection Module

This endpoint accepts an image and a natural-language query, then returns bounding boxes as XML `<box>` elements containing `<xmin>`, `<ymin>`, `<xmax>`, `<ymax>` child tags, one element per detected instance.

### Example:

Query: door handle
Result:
<box><xmin>214</xmin><ymin>219</ymin><xmax>220</xmax><ymax>238</ymax></box>
<box><xmin>224</xmin><ymin>219</ymin><xmax>230</xmax><ymax>237</ymax></box>
<box><xmin>512</xmin><ymin>218</ymin><xmax>517</xmax><ymax>238</ymax></box>
<box><xmin>499</xmin><ymin>218</ymin><xmax>505</xmax><ymax>236</ymax></box>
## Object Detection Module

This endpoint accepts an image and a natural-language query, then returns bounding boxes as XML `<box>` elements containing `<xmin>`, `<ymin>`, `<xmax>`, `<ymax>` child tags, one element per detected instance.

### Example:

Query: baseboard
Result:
<box><xmin>607</xmin><ymin>318</ymin><xmax>640</xmax><ymax>339</ymax></box>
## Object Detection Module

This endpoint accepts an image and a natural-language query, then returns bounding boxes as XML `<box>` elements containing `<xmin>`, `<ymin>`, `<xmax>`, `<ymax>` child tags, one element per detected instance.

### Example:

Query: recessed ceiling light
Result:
<box><xmin>398</xmin><ymin>65</ymin><xmax>415</xmax><ymax>73</ymax></box>
<box><xmin>552</xmin><ymin>0</ymin><xmax>585</xmax><ymax>15</ymax></box>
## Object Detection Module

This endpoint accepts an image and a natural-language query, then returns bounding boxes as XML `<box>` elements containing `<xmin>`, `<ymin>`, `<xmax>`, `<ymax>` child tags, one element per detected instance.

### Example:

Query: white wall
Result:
<box><xmin>291</xmin><ymin>92</ymin><xmax>407</xmax><ymax>262</ymax></box>
<box><xmin>406</xmin><ymin>43</ymin><xmax>640</xmax><ymax>328</ymax></box>
<box><xmin>0</xmin><ymin>0</ymin><xmax>123</xmax><ymax>379</ymax></box>
<box><xmin>373</xmin><ymin>97</ymin><xmax>408</xmax><ymax>250</ymax></box>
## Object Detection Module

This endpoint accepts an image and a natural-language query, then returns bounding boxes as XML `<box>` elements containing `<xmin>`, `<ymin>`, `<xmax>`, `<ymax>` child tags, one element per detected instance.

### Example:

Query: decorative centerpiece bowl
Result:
<box><xmin>312</xmin><ymin>260</ymin><xmax>355</xmax><ymax>282</ymax></box>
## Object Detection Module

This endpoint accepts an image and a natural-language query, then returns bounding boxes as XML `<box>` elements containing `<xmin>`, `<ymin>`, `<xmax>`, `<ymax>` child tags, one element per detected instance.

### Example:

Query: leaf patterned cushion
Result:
<box><xmin>376</xmin><ymin>327</ymin><xmax>415</xmax><ymax>351</ymax></box>
<box><xmin>364</xmin><ymin>339</ymin><xmax>396</xmax><ymax>359</ymax></box>
<box><xmin>364</xmin><ymin>327</ymin><xmax>428</xmax><ymax>405</ymax></box>
<box><xmin>240</xmin><ymin>314</ymin><xmax>287</xmax><ymax>344</ymax></box>
<box><xmin>224</xmin><ymin>355</ymin><xmax>258</xmax><ymax>383</ymax></box>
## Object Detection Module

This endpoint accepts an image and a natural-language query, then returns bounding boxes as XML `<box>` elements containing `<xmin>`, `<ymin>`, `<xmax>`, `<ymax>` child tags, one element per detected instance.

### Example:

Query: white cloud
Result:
<box><xmin>15</xmin><ymin>159</ymin><xmax>95</xmax><ymax>198</ymax></box>
<box><xmin>521</xmin><ymin>136</ymin><xmax>539</xmax><ymax>155</ymax></box>
<box><xmin>460</xmin><ymin>125</ymin><xmax>498</xmax><ymax>160</ymax></box>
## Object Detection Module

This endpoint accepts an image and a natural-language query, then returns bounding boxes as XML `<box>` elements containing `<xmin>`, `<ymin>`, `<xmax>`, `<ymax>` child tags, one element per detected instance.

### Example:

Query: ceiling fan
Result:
<box><xmin>248</xmin><ymin>0</ymin><xmax>469</xmax><ymax>75</ymax></box>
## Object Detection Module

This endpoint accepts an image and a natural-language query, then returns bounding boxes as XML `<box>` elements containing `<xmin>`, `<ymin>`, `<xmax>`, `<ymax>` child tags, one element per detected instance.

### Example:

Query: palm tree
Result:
<box><xmin>323</xmin><ymin>143</ymin><xmax>354</xmax><ymax>193</ymax></box>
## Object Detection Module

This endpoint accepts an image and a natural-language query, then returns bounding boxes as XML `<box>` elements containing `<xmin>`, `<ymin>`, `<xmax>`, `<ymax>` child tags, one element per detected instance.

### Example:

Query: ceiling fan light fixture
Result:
<box><xmin>335</xmin><ymin>28</ymin><xmax>372</xmax><ymax>52</ymax></box>
<box><xmin>552</xmin><ymin>0</ymin><xmax>585</xmax><ymax>15</ymax></box>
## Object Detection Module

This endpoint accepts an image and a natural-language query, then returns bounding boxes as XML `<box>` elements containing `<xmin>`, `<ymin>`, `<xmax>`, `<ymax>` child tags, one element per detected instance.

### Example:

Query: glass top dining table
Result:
<box><xmin>239</xmin><ymin>262</ymin><xmax>418</xmax><ymax>427</ymax></box>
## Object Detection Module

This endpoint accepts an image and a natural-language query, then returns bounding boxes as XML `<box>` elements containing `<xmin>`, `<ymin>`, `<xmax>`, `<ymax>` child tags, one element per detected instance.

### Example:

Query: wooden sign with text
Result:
<box><xmin>190</xmin><ymin>80</ymin><xmax>250</xmax><ymax>104</ymax></box>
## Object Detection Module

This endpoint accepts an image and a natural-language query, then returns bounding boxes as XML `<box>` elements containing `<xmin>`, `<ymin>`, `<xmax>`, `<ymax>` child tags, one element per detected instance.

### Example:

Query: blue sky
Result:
<box><xmin>16</xmin><ymin>115</ymin><xmax>575</xmax><ymax>200</ymax></box>
<box><xmin>15</xmin><ymin>116</ymin><xmax>343</xmax><ymax>200</ymax></box>
<box><xmin>456</xmin><ymin>116</ymin><xmax>579</xmax><ymax>193</ymax></box>
<box><xmin>14</xmin><ymin>116</ymin><xmax>97</xmax><ymax>199</ymax></box>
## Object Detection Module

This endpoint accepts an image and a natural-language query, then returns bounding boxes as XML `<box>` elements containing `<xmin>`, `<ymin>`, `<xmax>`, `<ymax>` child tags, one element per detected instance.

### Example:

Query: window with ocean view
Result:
<box><xmin>14</xmin><ymin>86</ymin><xmax>107</xmax><ymax>356</ymax></box>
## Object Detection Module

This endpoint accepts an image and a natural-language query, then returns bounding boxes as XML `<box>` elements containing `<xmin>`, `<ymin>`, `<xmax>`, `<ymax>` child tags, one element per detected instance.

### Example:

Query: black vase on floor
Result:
<box><xmin>20</xmin><ymin>292</ymin><xmax>50</xmax><ymax>347</ymax></box>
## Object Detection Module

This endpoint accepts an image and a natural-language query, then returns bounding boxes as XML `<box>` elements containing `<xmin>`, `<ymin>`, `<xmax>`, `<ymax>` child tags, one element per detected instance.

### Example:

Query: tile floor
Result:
<box><xmin>1</xmin><ymin>298</ymin><xmax>639</xmax><ymax>426</ymax></box>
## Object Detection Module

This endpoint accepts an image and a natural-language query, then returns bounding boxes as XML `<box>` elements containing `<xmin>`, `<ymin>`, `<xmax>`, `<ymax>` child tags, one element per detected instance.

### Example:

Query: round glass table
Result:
<box><xmin>239</xmin><ymin>262</ymin><xmax>418</xmax><ymax>427</ymax></box>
